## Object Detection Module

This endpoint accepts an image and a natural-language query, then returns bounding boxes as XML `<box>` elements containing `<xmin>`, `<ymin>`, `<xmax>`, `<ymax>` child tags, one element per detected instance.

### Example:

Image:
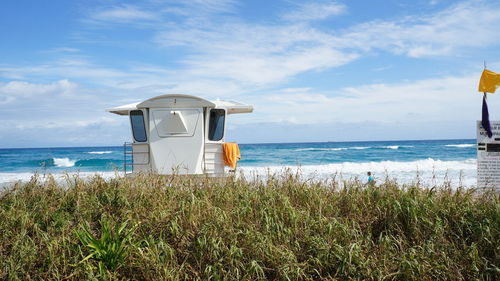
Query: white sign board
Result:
<box><xmin>477</xmin><ymin>121</ymin><xmax>500</xmax><ymax>189</ymax></box>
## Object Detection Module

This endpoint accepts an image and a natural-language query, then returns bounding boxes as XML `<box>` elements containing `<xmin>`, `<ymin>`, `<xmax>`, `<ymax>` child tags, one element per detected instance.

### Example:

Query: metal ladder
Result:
<box><xmin>123</xmin><ymin>142</ymin><xmax>151</xmax><ymax>175</ymax></box>
<box><xmin>123</xmin><ymin>142</ymin><xmax>134</xmax><ymax>175</ymax></box>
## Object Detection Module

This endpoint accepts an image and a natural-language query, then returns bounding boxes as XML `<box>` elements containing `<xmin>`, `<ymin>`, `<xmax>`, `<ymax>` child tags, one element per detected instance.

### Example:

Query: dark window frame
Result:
<box><xmin>130</xmin><ymin>110</ymin><xmax>147</xmax><ymax>142</ymax></box>
<box><xmin>208</xmin><ymin>109</ymin><xmax>225</xmax><ymax>141</ymax></box>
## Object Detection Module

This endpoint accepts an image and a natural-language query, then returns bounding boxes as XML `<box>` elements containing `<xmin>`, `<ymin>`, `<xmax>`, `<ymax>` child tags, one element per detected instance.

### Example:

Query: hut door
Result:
<box><xmin>148</xmin><ymin>108</ymin><xmax>204</xmax><ymax>174</ymax></box>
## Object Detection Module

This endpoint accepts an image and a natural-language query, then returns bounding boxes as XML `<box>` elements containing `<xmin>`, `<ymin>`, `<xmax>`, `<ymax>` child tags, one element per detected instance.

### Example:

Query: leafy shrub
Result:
<box><xmin>76</xmin><ymin>217</ymin><xmax>136</xmax><ymax>275</ymax></box>
<box><xmin>0</xmin><ymin>173</ymin><xmax>498</xmax><ymax>280</ymax></box>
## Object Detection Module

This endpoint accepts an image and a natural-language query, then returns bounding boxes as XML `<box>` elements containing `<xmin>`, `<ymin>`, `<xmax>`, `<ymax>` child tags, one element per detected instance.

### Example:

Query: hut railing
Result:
<box><xmin>123</xmin><ymin>142</ymin><xmax>150</xmax><ymax>175</ymax></box>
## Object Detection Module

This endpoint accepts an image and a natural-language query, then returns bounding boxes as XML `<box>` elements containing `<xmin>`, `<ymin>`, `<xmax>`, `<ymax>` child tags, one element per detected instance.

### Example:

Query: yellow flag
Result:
<box><xmin>478</xmin><ymin>69</ymin><xmax>500</xmax><ymax>93</ymax></box>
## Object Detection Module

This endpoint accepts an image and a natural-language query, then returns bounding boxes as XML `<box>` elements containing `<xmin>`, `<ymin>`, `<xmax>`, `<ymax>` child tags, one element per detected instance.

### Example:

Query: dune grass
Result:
<box><xmin>0</xmin><ymin>172</ymin><xmax>498</xmax><ymax>280</ymax></box>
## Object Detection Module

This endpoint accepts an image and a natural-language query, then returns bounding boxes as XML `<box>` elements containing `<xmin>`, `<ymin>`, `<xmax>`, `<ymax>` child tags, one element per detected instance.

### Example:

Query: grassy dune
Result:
<box><xmin>0</xmin><ymin>172</ymin><xmax>498</xmax><ymax>280</ymax></box>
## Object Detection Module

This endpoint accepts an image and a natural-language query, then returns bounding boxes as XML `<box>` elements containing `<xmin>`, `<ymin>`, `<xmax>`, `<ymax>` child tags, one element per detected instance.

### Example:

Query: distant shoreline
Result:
<box><xmin>0</xmin><ymin>138</ymin><xmax>475</xmax><ymax>150</ymax></box>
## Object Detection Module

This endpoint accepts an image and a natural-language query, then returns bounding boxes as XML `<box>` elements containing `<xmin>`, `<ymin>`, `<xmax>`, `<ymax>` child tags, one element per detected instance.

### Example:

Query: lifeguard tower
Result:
<box><xmin>107</xmin><ymin>94</ymin><xmax>252</xmax><ymax>176</ymax></box>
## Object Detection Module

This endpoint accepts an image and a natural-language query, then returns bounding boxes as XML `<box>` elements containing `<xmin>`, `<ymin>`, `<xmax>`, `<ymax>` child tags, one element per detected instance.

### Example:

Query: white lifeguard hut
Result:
<box><xmin>107</xmin><ymin>94</ymin><xmax>253</xmax><ymax>176</ymax></box>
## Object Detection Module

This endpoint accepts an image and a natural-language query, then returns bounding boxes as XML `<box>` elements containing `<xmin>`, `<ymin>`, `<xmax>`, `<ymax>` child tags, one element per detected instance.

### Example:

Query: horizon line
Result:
<box><xmin>0</xmin><ymin>137</ymin><xmax>476</xmax><ymax>150</ymax></box>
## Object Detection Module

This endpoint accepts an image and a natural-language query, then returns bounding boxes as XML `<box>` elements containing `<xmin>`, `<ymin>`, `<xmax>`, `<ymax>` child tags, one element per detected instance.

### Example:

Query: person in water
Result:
<box><xmin>367</xmin><ymin>172</ymin><xmax>374</xmax><ymax>185</ymax></box>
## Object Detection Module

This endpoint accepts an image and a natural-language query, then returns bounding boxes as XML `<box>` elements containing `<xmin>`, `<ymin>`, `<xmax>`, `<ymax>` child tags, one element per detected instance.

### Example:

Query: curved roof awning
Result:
<box><xmin>106</xmin><ymin>102</ymin><xmax>140</xmax><ymax>115</ymax></box>
<box><xmin>137</xmin><ymin>94</ymin><xmax>215</xmax><ymax>109</ymax></box>
<box><xmin>213</xmin><ymin>100</ymin><xmax>253</xmax><ymax>114</ymax></box>
<box><xmin>107</xmin><ymin>94</ymin><xmax>253</xmax><ymax>115</ymax></box>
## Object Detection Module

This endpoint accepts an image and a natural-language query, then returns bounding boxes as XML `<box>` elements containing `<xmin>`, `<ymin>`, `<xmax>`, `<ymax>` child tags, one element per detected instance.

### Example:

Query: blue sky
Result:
<box><xmin>1</xmin><ymin>0</ymin><xmax>500</xmax><ymax>148</ymax></box>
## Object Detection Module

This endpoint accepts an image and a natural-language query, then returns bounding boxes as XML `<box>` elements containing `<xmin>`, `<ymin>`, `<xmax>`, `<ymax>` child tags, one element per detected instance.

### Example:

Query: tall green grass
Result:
<box><xmin>0</xmin><ymin>172</ymin><xmax>498</xmax><ymax>280</ymax></box>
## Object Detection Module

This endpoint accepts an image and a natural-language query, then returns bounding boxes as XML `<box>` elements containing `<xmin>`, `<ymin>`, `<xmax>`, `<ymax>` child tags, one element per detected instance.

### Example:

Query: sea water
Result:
<box><xmin>0</xmin><ymin>139</ymin><xmax>477</xmax><ymax>187</ymax></box>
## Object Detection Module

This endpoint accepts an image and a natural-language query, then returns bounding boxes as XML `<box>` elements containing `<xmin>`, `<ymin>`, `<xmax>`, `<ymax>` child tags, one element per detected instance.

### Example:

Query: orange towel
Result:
<box><xmin>222</xmin><ymin>143</ymin><xmax>241</xmax><ymax>169</ymax></box>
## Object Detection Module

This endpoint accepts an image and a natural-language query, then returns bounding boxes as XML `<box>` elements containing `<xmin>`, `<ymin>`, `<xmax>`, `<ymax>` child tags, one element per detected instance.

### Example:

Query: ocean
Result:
<box><xmin>0</xmin><ymin>139</ymin><xmax>477</xmax><ymax>187</ymax></box>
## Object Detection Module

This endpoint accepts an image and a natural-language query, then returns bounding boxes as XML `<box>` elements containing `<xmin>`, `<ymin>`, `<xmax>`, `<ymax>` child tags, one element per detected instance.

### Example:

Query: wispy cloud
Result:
<box><xmin>282</xmin><ymin>1</ymin><xmax>346</xmax><ymax>22</ymax></box>
<box><xmin>254</xmin><ymin>72</ymin><xmax>492</xmax><ymax>125</ymax></box>
<box><xmin>155</xmin><ymin>22</ymin><xmax>358</xmax><ymax>85</ymax></box>
<box><xmin>2</xmin><ymin>0</ymin><xmax>500</xmax><ymax>146</ymax></box>
<box><xmin>163</xmin><ymin>0</ymin><xmax>238</xmax><ymax>14</ymax></box>
<box><xmin>153</xmin><ymin>0</ymin><xmax>500</xmax><ymax>87</ymax></box>
<box><xmin>66</xmin><ymin>0</ymin><xmax>500</xmax><ymax>91</ymax></box>
<box><xmin>5</xmin><ymin>1</ymin><xmax>500</xmax><ymax>93</ymax></box>
<box><xmin>0</xmin><ymin>80</ymin><xmax>78</xmax><ymax>105</ymax></box>
<box><xmin>44</xmin><ymin>47</ymin><xmax>81</xmax><ymax>54</ymax></box>
<box><xmin>84</xmin><ymin>0</ymin><xmax>237</xmax><ymax>25</ymax></box>
<box><xmin>14</xmin><ymin>117</ymin><xmax>119</xmax><ymax>130</ymax></box>
<box><xmin>0</xmin><ymin>57</ymin><xmax>167</xmax><ymax>90</ymax></box>
<box><xmin>0</xmin><ymin>56</ymin><xmax>249</xmax><ymax>100</ymax></box>
<box><xmin>88</xmin><ymin>4</ymin><xmax>159</xmax><ymax>23</ymax></box>
<box><xmin>342</xmin><ymin>0</ymin><xmax>500</xmax><ymax>57</ymax></box>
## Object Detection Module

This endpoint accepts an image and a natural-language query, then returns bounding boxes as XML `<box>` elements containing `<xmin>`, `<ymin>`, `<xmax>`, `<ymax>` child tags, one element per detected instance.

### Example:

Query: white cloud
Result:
<box><xmin>152</xmin><ymin>0</ymin><xmax>500</xmax><ymax>87</ymax></box>
<box><xmin>282</xmin><ymin>1</ymin><xmax>346</xmax><ymax>21</ymax></box>
<box><xmin>45</xmin><ymin>47</ymin><xmax>81</xmax><ymax>53</ymax></box>
<box><xmin>68</xmin><ymin>0</ymin><xmax>500</xmax><ymax>90</ymax></box>
<box><xmin>14</xmin><ymin>117</ymin><xmax>119</xmax><ymax>130</ymax></box>
<box><xmin>0</xmin><ymin>58</ymin><xmax>175</xmax><ymax>93</ymax></box>
<box><xmin>3</xmin><ymin>1</ymin><xmax>499</xmax><ymax>96</ymax></box>
<box><xmin>281</xmin><ymin>87</ymin><xmax>313</xmax><ymax>93</ymax></box>
<box><xmin>156</xmin><ymin>22</ymin><xmax>358</xmax><ymax>85</ymax></box>
<box><xmin>342</xmin><ymin>1</ymin><xmax>500</xmax><ymax>57</ymax></box>
<box><xmin>0</xmin><ymin>80</ymin><xmax>78</xmax><ymax>104</ymax></box>
<box><xmin>89</xmin><ymin>5</ymin><xmax>159</xmax><ymax>23</ymax></box>
<box><xmin>0</xmin><ymin>79</ymin><xmax>132</xmax><ymax>147</ymax></box>
<box><xmin>168</xmin><ymin>0</ymin><xmax>237</xmax><ymax>14</ymax></box>
<box><xmin>148</xmin><ymin>0</ymin><xmax>238</xmax><ymax>17</ymax></box>
<box><xmin>251</xmin><ymin>71</ymin><xmax>496</xmax><ymax>126</ymax></box>
<box><xmin>182</xmin><ymin>46</ymin><xmax>358</xmax><ymax>85</ymax></box>
<box><xmin>2</xmin><ymin>0</ymin><xmax>500</xmax><ymax>147</ymax></box>
<box><xmin>63</xmin><ymin>0</ymin><xmax>500</xmax><ymax>92</ymax></box>
<box><xmin>0</xmin><ymin>57</ymin><xmax>251</xmax><ymax>101</ymax></box>
<box><xmin>85</xmin><ymin>0</ymin><xmax>237</xmax><ymax>25</ymax></box>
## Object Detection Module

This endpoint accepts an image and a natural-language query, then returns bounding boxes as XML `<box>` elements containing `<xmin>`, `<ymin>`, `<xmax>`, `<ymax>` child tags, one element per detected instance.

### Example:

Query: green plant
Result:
<box><xmin>0</xmin><ymin>173</ymin><xmax>498</xmax><ymax>280</ymax></box>
<box><xmin>76</xmin><ymin>217</ymin><xmax>137</xmax><ymax>274</ymax></box>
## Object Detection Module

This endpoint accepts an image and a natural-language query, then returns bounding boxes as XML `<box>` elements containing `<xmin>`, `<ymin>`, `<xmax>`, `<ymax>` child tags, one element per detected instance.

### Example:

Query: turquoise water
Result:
<box><xmin>239</xmin><ymin>139</ymin><xmax>475</xmax><ymax>166</ymax></box>
<box><xmin>0</xmin><ymin>139</ymin><xmax>477</xmax><ymax>185</ymax></box>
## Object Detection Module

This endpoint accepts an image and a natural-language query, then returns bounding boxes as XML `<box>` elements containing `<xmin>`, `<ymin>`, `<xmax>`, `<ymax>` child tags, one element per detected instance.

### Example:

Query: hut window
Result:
<box><xmin>208</xmin><ymin>109</ymin><xmax>225</xmax><ymax>141</ymax></box>
<box><xmin>130</xmin><ymin>110</ymin><xmax>147</xmax><ymax>142</ymax></box>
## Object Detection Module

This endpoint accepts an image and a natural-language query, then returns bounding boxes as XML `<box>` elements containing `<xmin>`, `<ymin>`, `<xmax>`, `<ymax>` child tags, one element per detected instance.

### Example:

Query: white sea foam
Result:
<box><xmin>0</xmin><ymin>172</ymin><xmax>118</xmax><ymax>188</ymax></box>
<box><xmin>240</xmin><ymin>158</ymin><xmax>477</xmax><ymax>187</ymax></box>
<box><xmin>295</xmin><ymin>146</ymin><xmax>371</xmax><ymax>151</ymax></box>
<box><xmin>87</xmin><ymin>151</ymin><xmax>113</xmax><ymax>154</ymax></box>
<box><xmin>0</xmin><ymin>159</ymin><xmax>478</xmax><ymax>188</ymax></box>
<box><xmin>383</xmin><ymin>145</ymin><xmax>399</xmax><ymax>149</ymax></box>
<box><xmin>0</xmin><ymin>173</ymin><xmax>40</xmax><ymax>187</ymax></box>
<box><xmin>445</xmin><ymin>144</ymin><xmax>474</xmax><ymax>148</ymax></box>
<box><xmin>242</xmin><ymin>158</ymin><xmax>475</xmax><ymax>174</ymax></box>
<box><xmin>53</xmin><ymin>158</ymin><xmax>76</xmax><ymax>167</ymax></box>
<box><xmin>295</xmin><ymin>148</ymin><xmax>348</xmax><ymax>151</ymax></box>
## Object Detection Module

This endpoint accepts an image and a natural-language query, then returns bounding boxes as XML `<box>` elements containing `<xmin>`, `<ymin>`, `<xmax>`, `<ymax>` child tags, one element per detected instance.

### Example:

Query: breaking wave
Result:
<box><xmin>445</xmin><ymin>144</ymin><xmax>474</xmax><ymax>148</ymax></box>
<box><xmin>241</xmin><ymin>158</ymin><xmax>477</xmax><ymax>187</ymax></box>
<box><xmin>383</xmin><ymin>145</ymin><xmax>399</xmax><ymax>149</ymax></box>
<box><xmin>294</xmin><ymin>145</ymin><xmax>417</xmax><ymax>152</ymax></box>
<box><xmin>34</xmin><ymin>158</ymin><xmax>118</xmax><ymax>169</ymax></box>
<box><xmin>294</xmin><ymin>146</ymin><xmax>371</xmax><ymax>152</ymax></box>
<box><xmin>243</xmin><ymin>158</ymin><xmax>475</xmax><ymax>174</ymax></box>
<box><xmin>53</xmin><ymin>158</ymin><xmax>76</xmax><ymax>167</ymax></box>
<box><xmin>295</xmin><ymin>148</ymin><xmax>348</xmax><ymax>151</ymax></box>
<box><xmin>87</xmin><ymin>151</ymin><xmax>113</xmax><ymax>154</ymax></box>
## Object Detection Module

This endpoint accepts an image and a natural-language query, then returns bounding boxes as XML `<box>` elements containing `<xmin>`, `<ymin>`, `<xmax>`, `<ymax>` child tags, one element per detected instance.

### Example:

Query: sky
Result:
<box><xmin>1</xmin><ymin>0</ymin><xmax>500</xmax><ymax>148</ymax></box>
